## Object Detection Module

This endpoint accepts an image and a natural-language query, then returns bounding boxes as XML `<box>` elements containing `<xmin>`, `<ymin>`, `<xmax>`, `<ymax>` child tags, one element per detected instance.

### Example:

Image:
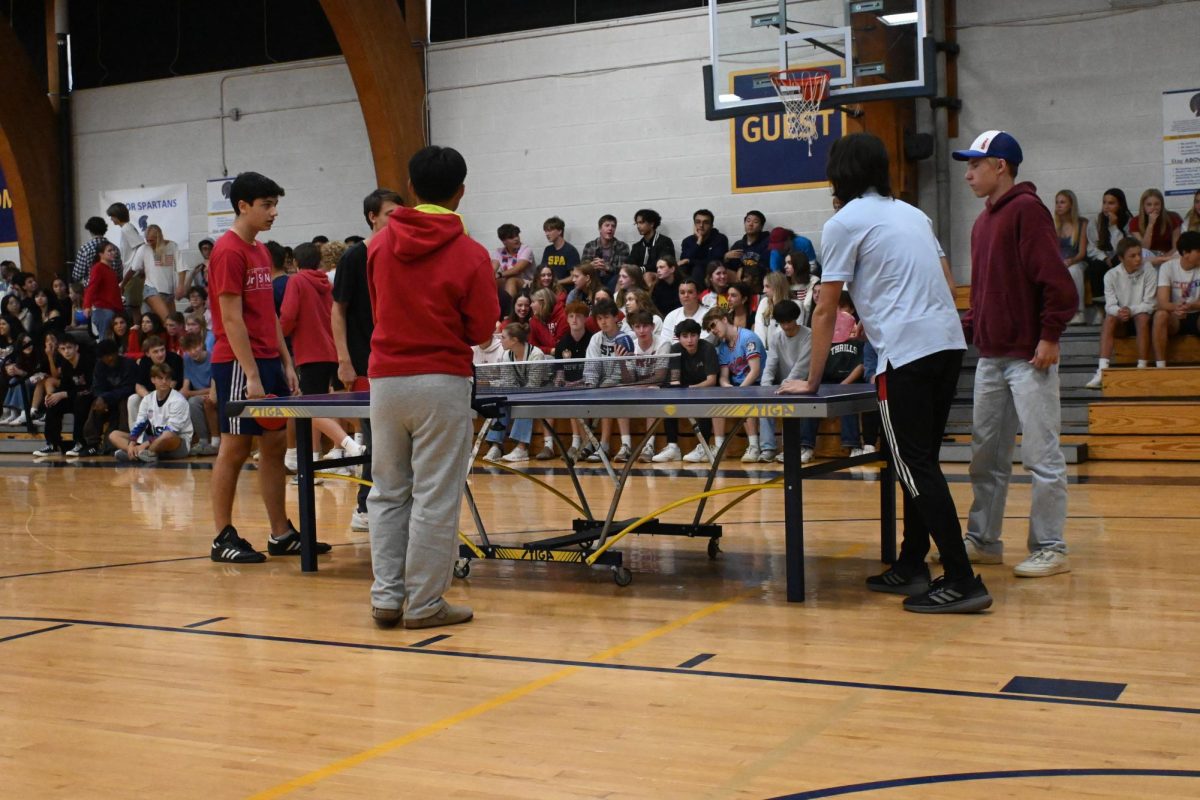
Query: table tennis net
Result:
<box><xmin>473</xmin><ymin>353</ymin><xmax>681</xmax><ymax>394</ymax></box>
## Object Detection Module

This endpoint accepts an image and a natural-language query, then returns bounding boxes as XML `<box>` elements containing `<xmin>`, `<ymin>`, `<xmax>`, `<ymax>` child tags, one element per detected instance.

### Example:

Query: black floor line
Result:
<box><xmin>1</xmin><ymin>613</ymin><xmax>1196</xmax><ymax>719</ymax></box>
<box><xmin>183</xmin><ymin>616</ymin><xmax>228</xmax><ymax>629</ymax></box>
<box><xmin>0</xmin><ymin>623</ymin><xmax>72</xmax><ymax>644</ymax></box>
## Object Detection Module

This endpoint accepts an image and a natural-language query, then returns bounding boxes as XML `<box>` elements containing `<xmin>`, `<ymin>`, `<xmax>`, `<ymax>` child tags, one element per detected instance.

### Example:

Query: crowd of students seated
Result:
<box><xmin>2</xmin><ymin>186</ymin><xmax>1195</xmax><ymax>464</ymax></box>
<box><xmin>471</xmin><ymin>207</ymin><xmax>875</xmax><ymax>465</ymax></box>
<box><xmin>1063</xmin><ymin>187</ymin><xmax>1200</xmax><ymax>386</ymax></box>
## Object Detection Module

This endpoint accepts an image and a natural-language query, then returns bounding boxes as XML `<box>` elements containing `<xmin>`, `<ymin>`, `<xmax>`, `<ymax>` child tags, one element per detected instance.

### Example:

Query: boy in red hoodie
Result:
<box><xmin>366</xmin><ymin>146</ymin><xmax>499</xmax><ymax>630</ymax></box>
<box><xmin>280</xmin><ymin>242</ymin><xmax>364</xmax><ymax>470</ymax></box>
<box><xmin>954</xmin><ymin>130</ymin><xmax>1077</xmax><ymax>579</ymax></box>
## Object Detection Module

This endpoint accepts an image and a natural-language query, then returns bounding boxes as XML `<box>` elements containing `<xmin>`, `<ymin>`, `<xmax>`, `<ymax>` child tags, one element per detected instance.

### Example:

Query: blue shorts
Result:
<box><xmin>212</xmin><ymin>358</ymin><xmax>288</xmax><ymax>436</ymax></box>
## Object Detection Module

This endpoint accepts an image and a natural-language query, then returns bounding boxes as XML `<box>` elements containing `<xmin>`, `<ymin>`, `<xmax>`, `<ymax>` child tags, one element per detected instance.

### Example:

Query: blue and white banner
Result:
<box><xmin>98</xmin><ymin>182</ymin><xmax>189</xmax><ymax>245</ymax></box>
<box><xmin>0</xmin><ymin>166</ymin><xmax>17</xmax><ymax>265</ymax></box>
<box><xmin>1163</xmin><ymin>88</ymin><xmax>1200</xmax><ymax>197</ymax></box>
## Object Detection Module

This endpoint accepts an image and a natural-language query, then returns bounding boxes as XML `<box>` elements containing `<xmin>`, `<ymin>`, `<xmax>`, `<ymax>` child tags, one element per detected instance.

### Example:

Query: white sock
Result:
<box><xmin>571</xmin><ymin>435</ymin><xmax>581</xmax><ymax>448</ymax></box>
<box><xmin>748</xmin><ymin>435</ymin><xmax>759</xmax><ymax>447</ymax></box>
<box><xmin>286</xmin><ymin>447</ymin><xmax>296</xmax><ymax>456</ymax></box>
<box><xmin>1137</xmin><ymin>360</ymin><xmax>1148</xmax><ymax>368</ymax></box>
<box><xmin>341</xmin><ymin>435</ymin><xmax>355</xmax><ymax>450</ymax></box>
<box><xmin>1098</xmin><ymin>358</ymin><xmax>1110</xmax><ymax>370</ymax></box>
<box><xmin>621</xmin><ymin>435</ymin><xmax>632</xmax><ymax>447</ymax></box>
<box><xmin>1157</xmin><ymin>361</ymin><xmax>1167</xmax><ymax>368</ymax></box>
<box><xmin>715</xmin><ymin>436</ymin><xmax>726</xmax><ymax>447</ymax></box>
<box><xmin>210</xmin><ymin>436</ymin><xmax>220</xmax><ymax>446</ymax></box>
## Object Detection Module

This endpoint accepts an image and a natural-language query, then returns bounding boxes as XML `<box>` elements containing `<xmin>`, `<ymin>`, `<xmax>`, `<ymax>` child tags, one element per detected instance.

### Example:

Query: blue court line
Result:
<box><xmin>409</xmin><ymin>634</ymin><xmax>452</xmax><ymax>648</ymax></box>
<box><xmin>1002</xmin><ymin>675</ymin><xmax>1126</xmax><ymax>702</ymax></box>
<box><xmin>183</xmin><ymin>616</ymin><xmax>228</xmax><ymax>629</ymax></box>
<box><xmin>768</xmin><ymin>768</ymin><xmax>1200</xmax><ymax>798</ymax></box>
<box><xmin>0</xmin><ymin>623</ymin><xmax>72</xmax><ymax>644</ymax></box>
<box><xmin>2</xmin><ymin>614</ymin><xmax>1197</xmax><ymax>719</ymax></box>
<box><xmin>678</xmin><ymin>653</ymin><xmax>716</xmax><ymax>669</ymax></box>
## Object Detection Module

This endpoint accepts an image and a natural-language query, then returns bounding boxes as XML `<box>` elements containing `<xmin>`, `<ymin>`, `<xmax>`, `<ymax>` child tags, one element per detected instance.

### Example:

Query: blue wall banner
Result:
<box><xmin>0</xmin><ymin>166</ymin><xmax>17</xmax><ymax>246</ymax></box>
<box><xmin>729</xmin><ymin>64</ymin><xmax>845</xmax><ymax>194</ymax></box>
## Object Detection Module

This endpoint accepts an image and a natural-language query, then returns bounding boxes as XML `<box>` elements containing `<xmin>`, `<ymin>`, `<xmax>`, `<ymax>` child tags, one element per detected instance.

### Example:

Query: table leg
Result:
<box><xmin>879</xmin><ymin>445</ymin><xmax>897</xmax><ymax>564</ymax></box>
<box><xmin>782</xmin><ymin>418</ymin><xmax>805</xmax><ymax>602</ymax></box>
<box><xmin>295</xmin><ymin>418</ymin><xmax>318</xmax><ymax>573</ymax></box>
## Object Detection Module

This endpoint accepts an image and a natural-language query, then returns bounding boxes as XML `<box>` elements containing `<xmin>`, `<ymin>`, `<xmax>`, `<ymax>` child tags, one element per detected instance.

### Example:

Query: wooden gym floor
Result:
<box><xmin>2</xmin><ymin>454</ymin><xmax>1199</xmax><ymax>798</ymax></box>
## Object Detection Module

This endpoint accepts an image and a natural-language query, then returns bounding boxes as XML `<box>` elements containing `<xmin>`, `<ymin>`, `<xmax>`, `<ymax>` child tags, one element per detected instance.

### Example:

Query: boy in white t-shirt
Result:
<box><xmin>623</xmin><ymin>310</ymin><xmax>671</xmax><ymax>461</ymax></box>
<box><xmin>1152</xmin><ymin>231</ymin><xmax>1200</xmax><ymax>367</ymax></box>
<box><xmin>109</xmin><ymin>363</ymin><xmax>193</xmax><ymax>462</ymax></box>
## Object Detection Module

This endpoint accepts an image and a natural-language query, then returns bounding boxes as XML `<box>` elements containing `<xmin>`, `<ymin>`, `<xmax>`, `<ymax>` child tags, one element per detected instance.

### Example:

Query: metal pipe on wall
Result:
<box><xmin>55</xmin><ymin>0</ymin><xmax>75</xmax><ymax>263</ymax></box>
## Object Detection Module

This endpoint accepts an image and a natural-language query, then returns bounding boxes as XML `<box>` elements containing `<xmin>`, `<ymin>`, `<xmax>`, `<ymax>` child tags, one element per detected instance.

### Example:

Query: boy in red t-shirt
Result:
<box><xmin>208</xmin><ymin>171</ymin><xmax>329</xmax><ymax>563</ymax></box>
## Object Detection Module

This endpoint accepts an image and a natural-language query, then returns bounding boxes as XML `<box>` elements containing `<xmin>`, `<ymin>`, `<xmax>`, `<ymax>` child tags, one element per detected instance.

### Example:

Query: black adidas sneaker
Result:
<box><xmin>865</xmin><ymin>564</ymin><xmax>931</xmax><ymax>596</ymax></box>
<box><xmin>211</xmin><ymin>525</ymin><xmax>267</xmax><ymax>563</ymax></box>
<box><xmin>266</xmin><ymin>521</ymin><xmax>333</xmax><ymax>556</ymax></box>
<box><xmin>902</xmin><ymin>574</ymin><xmax>993</xmax><ymax>614</ymax></box>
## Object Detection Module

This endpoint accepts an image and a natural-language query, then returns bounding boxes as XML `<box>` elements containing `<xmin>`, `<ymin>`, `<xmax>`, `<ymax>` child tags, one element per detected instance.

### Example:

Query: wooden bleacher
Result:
<box><xmin>1087</xmin><ymin>367</ymin><xmax>1200</xmax><ymax>461</ymax></box>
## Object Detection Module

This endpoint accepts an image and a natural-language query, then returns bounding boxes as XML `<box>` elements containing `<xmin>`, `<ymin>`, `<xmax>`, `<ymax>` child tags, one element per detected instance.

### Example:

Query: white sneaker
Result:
<box><xmin>758</xmin><ymin>449</ymin><xmax>776</xmax><ymax>463</ymax></box>
<box><xmin>500</xmin><ymin>444</ymin><xmax>529</xmax><ymax>462</ymax></box>
<box><xmin>638</xmin><ymin>443</ymin><xmax>654</xmax><ymax>462</ymax></box>
<box><xmin>1068</xmin><ymin>311</ymin><xmax>1085</xmax><ymax>325</ymax></box>
<box><xmin>64</xmin><ymin>442</ymin><xmax>85</xmax><ymax>458</ymax></box>
<box><xmin>963</xmin><ymin>537</ymin><xmax>1004</xmax><ymax>564</ymax></box>
<box><xmin>320</xmin><ymin>448</ymin><xmax>351</xmax><ymax>476</ymax></box>
<box><xmin>586</xmin><ymin>445</ymin><xmax>609</xmax><ymax>463</ymax></box>
<box><xmin>1013</xmin><ymin>549</ymin><xmax>1070</xmax><ymax>577</ymax></box>
<box><xmin>850</xmin><ymin>447</ymin><xmax>865</xmax><ymax>457</ymax></box>
<box><xmin>652</xmin><ymin>443</ymin><xmax>682</xmax><ymax>462</ymax></box>
<box><xmin>741</xmin><ymin>445</ymin><xmax>761</xmax><ymax>463</ymax></box>
<box><xmin>800</xmin><ymin>447</ymin><xmax>814</xmax><ymax>464</ymax></box>
<box><xmin>353</xmin><ymin>432</ymin><xmax>365</xmax><ymax>448</ymax></box>
<box><xmin>862</xmin><ymin>444</ymin><xmax>876</xmax><ymax>454</ymax></box>
<box><xmin>0</xmin><ymin>411</ymin><xmax>15</xmax><ymax>425</ymax></box>
<box><xmin>1085</xmin><ymin>369</ymin><xmax>1103</xmax><ymax>390</ymax></box>
<box><xmin>284</xmin><ymin>448</ymin><xmax>298</xmax><ymax>473</ymax></box>
<box><xmin>343</xmin><ymin>438</ymin><xmax>367</xmax><ymax>459</ymax></box>
<box><xmin>774</xmin><ymin>451</ymin><xmax>785</xmax><ymax>463</ymax></box>
<box><xmin>350</xmin><ymin>510</ymin><xmax>369</xmax><ymax>532</ymax></box>
<box><xmin>682</xmin><ymin>443</ymin><xmax>710</xmax><ymax>463</ymax></box>
<box><xmin>612</xmin><ymin>444</ymin><xmax>633</xmax><ymax>462</ymax></box>
<box><xmin>483</xmin><ymin>445</ymin><xmax>503</xmax><ymax>461</ymax></box>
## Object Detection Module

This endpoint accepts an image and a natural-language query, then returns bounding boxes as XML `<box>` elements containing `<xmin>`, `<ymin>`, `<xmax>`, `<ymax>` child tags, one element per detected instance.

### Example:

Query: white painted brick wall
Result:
<box><xmin>72</xmin><ymin>58</ymin><xmax>375</xmax><ymax>265</ymax></box>
<box><xmin>68</xmin><ymin>1</ymin><xmax>1197</xmax><ymax>281</ymax></box>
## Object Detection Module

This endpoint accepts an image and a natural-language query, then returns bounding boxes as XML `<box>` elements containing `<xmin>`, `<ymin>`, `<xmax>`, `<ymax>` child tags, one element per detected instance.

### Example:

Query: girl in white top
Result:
<box><xmin>132</xmin><ymin>224</ymin><xmax>182</xmax><ymax>322</ymax></box>
<box><xmin>481</xmin><ymin>322</ymin><xmax>551</xmax><ymax>462</ymax></box>
<box><xmin>754</xmin><ymin>272</ymin><xmax>792</xmax><ymax>346</ymax></box>
<box><xmin>661</xmin><ymin>279</ymin><xmax>714</xmax><ymax>344</ymax></box>
<box><xmin>619</xmin><ymin>288</ymin><xmax>664</xmax><ymax>338</ymax></box>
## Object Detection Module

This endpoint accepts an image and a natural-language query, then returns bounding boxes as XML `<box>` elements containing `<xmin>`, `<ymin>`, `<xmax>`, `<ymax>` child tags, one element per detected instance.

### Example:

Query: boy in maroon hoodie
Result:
<box><xmin>366</xmin><ymin>146</ymin><xmax>499</xmax><ymax>630</ymax></box>
<box><xmin>954</xmin><ymin>130</ymin><xmax>1077</xmax><ymax>579</ymax></box>
<box><xmin>280</xmin><ymin>242</ymin><xmax>364</xmax><ymax>469</ymax></box>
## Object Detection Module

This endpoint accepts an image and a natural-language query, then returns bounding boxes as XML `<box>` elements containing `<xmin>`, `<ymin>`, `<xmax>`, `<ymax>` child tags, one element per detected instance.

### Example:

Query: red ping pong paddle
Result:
<box><xmin>255</xmin><ymin>394</ymin><xmax>288</xmax><ymax>431</ymax></box>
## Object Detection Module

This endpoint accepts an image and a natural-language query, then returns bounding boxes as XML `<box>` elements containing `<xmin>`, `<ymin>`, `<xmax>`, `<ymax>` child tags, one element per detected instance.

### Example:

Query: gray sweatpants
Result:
<box><xmin>966</xmin><ymin>357</ymin><xmax>1068</xmax><ymax>555</ymax></box>
<box><xmin>188</xmin><ymin>395</ymin><xmax>210</xmax><ymax>442</ymax></box>
<box><xmin>368</xmin><ymin>374</ymin><xmax>474</xmax><ymax>619</ymax></box>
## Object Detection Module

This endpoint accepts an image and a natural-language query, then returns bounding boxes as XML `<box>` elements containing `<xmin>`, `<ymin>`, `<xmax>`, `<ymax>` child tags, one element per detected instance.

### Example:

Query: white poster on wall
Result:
<box><xmin>98</xmin><ymin>183</ymin><xmax>189</xmax><ymax>244</ymax></box>
<box><xmin>206</xmin><ymin>177</ymin><xmax>236</xmax><ymax>238</ymax></box>
<box><xmin>1163</xmin><ymin>88</ymin><xmax>1200</xmax><ymax>197</ymax></box>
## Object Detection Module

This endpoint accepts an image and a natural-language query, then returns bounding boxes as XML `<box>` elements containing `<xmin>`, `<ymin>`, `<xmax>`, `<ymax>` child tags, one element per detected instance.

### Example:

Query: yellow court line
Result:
<box><xmin>248</xmin><ymin>589</ymin><xmax>755</xmax><ymax>799</ymax></box>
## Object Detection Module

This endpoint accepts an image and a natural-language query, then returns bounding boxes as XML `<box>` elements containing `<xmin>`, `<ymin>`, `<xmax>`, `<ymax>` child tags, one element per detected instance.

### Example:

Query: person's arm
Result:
<box><xmin>275</xmin><ymin>315</ymin><xmax>298</xmax><ymax>396</ymax></box>
<box><xmin>1156</xmin><ymin>284</ymin><xmax>1175</xmax><ymax>313</ymax></box>
<box><xmin>1104</xmin><ymin>270</ymin><xmax>1122</xmax><ymax>318</ymax></box>
<box><xmin>1133</xmin><ymin>271</ymin><xmax>1157</xmax><ymax>317</ymax></box>
<box><xmin>741</xmin><ymin>354</ymin><xmax>762</xmax><ymax>387</ymax></box>
<box><xmin>464</xmin><ymin>253</ymin><xmax>504</xmax><ymax>346</ymax></box>
<box><xmin>753</xmin><ymin>303</ymin><xmax>770</xmax><ymax>346</ymax></box>
<box><xmin>1068</xmin><ymin>219</ymin><xmax>1088</xmax><ymax>267</ymax></box>
<box><xmin>1021</xmin><ymin>203</ymin><xmax>1077</xmax><ymax>369</ymax></box>
<box><xmin>841</xmin><ymin>363</ymin><xmax>865</xmax><ymax>385</ymax></box>
<box><xmin>331</xmin><ymin>300</ymin><xmax>356</xmax><ymax>386</ymax></box>
<box><xmin>278</xmin><ymin>279</ymin><xmax>300</xmax><ymax>337</ymax></box>
<box><xmin>941</xmin><ymin>256</ymin><xmax>956</xmax><ymax>294</ymax></box>
<box><xmin>718</xmin><ymin>364</ymin><xmax>732</xmax><ymax>388</ymax></box>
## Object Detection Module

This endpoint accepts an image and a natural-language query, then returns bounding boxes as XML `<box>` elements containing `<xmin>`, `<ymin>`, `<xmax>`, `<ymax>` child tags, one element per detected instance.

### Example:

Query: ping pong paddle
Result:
<box><xmin>614</xmin><ymin>333</ymin><xmax>635</xmax><ymax>354</ymax></box>
<box><xmin>255</xmin><ymin>394</ymin><xmax>288</xmax><ymax>431</ymax></box>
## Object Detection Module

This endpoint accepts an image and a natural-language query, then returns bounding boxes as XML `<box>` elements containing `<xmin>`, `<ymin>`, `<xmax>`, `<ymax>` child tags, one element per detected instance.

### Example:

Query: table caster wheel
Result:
<box><xmin>453</xmin><ymin>558</ymin><xmax>471</xmax><ymax>579</ymax></box>
<box><xmin>707</xmin><ymin>538</ymin><xmax>721</xmax><ymax>560</ymax></box>
<box><xmin>612</xmin><ymin>566</ymin><xmax>632</xmax><ymax>587</ymax></box>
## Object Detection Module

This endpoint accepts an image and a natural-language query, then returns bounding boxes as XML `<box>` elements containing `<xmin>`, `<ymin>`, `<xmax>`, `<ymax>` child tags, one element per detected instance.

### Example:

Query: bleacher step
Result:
<box><xmin>940</xmin><ymin>441</ymin><xmax>1088</xmax><ymax>464</ymax></box>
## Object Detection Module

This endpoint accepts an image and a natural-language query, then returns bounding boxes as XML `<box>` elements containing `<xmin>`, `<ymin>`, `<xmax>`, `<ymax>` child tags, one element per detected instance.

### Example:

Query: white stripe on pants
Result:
<box><xmin>368</xmin><ymin>373</ymin><xmax>474</xmax><ymax>619</ymax></box>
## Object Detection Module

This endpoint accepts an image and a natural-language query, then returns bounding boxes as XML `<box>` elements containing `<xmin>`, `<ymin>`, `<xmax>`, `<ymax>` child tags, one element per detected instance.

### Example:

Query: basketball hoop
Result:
<box><xmin>769</xmin><ymin>69</ymin><xmax>830</xmax><ymax>156</ymax></box>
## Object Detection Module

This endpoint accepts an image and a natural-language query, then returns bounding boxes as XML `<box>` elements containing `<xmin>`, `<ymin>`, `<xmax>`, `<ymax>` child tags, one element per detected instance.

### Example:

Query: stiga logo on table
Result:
<box><xmin>730</xmin><ymin>63</ymin><xmax>846</xmax><ymax>194</ymax></box>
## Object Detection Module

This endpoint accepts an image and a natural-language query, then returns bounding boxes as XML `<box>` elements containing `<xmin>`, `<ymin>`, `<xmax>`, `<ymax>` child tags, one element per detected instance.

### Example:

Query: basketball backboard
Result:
<box><xmin>704</xmin><ymin>0</ymin><xmax>935</xmax><ymax>120</ymax></box>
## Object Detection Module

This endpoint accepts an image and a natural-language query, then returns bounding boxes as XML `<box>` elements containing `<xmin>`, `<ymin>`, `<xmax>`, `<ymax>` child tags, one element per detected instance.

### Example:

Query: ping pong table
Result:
<box><xmin>231</xmin><ymin>383</ymin><xmax>896</xmax><ymax>602</ymax></box>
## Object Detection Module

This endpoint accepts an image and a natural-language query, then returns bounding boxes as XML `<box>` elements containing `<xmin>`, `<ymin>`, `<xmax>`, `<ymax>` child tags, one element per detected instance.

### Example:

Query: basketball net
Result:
<box><xmin>769</xmin><ymin>69</ymin><xmax>830</xmax><ymax>157</ymax></box>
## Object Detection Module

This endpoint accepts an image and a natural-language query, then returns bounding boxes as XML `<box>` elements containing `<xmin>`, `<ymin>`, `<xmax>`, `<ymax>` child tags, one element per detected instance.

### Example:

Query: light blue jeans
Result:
<box><xmin>484</xmin><ymin>411</ymin><xmax>532</xmax><ymax>446</ymax></box>
<box><xmin>966</xmin><ymin>357</ymin><xmax>1068</xmax><ymax>555</ymax></box>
